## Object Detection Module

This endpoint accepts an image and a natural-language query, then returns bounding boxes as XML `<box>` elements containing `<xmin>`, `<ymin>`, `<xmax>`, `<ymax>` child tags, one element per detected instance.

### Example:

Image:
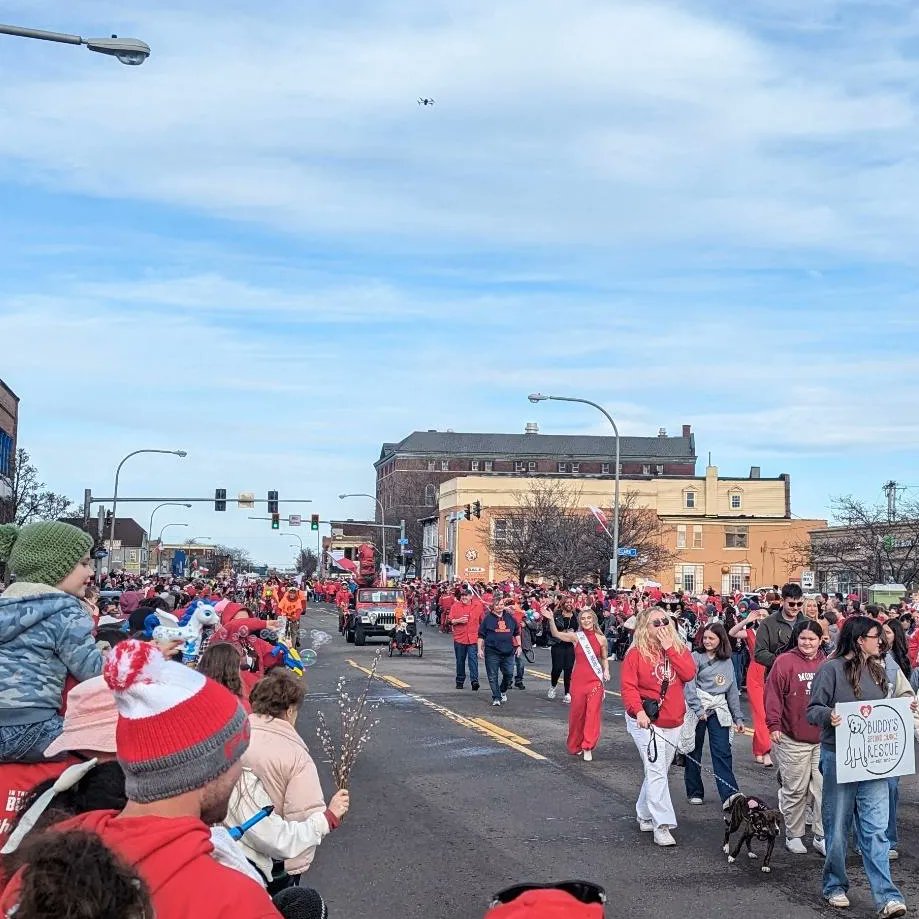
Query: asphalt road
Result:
<box><xmin>295</xmin><ymin>604</ymin><xmax>918</xmax><ymax>919</ymax></box>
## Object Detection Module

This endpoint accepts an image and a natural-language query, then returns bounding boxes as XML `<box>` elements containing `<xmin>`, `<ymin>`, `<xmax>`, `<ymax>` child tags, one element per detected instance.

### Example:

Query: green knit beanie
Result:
<box><xmin>0</xmin><ymin>521</ymin><xmax>94</xmax><ymax>587</ymax></box>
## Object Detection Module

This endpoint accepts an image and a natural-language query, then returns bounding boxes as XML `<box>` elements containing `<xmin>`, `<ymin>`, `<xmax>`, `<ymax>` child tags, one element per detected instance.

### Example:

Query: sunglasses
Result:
<box><xmin>491</xmin><ymin>881</ymin><xmax>606</xmax><ymax>907</ymax></box>
<box><xmin>786</xmin><ymin>601</ymin><xmax>804</xmax><ymax>607</ymax></box>
<box><xmin>650</xmin><ymin>618</ymin><xmax>669</xmax><ymax>628</ymax></box>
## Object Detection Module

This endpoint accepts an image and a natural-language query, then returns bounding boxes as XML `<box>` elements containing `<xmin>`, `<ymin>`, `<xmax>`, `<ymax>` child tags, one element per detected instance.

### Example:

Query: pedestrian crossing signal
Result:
<box><xmin>271</xmin><ymin>513</ymin><xmax>280</xmax><ymax>530</ymax></box>
<box><xmin>310</xmin><ymin>513</ymin><xmax>319</xmax><ymax>531</ymax></box>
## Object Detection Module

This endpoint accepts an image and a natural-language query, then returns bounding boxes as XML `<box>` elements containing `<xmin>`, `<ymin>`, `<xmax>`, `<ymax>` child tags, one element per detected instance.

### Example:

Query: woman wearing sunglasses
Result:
<box><xmin>620</xmin><ymin>607</ymin><xmax>696</xmax><ymax>847</ymax></box>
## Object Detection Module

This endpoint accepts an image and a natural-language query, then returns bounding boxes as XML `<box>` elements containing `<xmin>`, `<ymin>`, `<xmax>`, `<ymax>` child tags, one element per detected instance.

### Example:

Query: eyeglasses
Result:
<box><xmin>786</xmin><ymin>600</ymin><xmax>804</xmax><ymax>607</ymax></box>
<box><xmin>650</xmin><ymin>618</ymin><xmax>669</xmax><ymax>628</ymax></box>
<box><xmin>862</xmin><ymin>632</ymin><xmax>881</xmax><ymax>641</ymax></box>
<box><xmin>491</xmin><ymin>881</ymin><xmax>607</xmax><ymax>907</ymax></box>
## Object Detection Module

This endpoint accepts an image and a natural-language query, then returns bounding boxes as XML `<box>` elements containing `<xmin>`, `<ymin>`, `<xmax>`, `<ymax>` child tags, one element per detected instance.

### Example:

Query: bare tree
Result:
<box><xmin>296</xmin><ymin>548</ymin><xmax>319</xmax><ymax>578</ymax></box>
<box><xmin>207</xmin><ymin>543</ymin><xmax>254</xmax><ymax>574</ymax></box>
<box><xmin>0</xmin><ymin>448</ymin><xmax>75</xmax><ymax>526</ymax></box>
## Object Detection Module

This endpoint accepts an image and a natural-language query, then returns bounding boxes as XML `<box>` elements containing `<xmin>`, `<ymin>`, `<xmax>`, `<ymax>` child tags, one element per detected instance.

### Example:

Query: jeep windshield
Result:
<box><xmin>357</xmin><ymin>589</ymin><xmax>403</xmax><ymax>605</ymax></box>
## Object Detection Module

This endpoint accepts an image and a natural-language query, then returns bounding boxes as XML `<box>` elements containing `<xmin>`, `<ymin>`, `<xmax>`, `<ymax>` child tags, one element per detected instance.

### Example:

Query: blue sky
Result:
<box><xmin>1</xmin><ymin>0</ymin><xmax>916</xmax><ymax>566</ymax></box>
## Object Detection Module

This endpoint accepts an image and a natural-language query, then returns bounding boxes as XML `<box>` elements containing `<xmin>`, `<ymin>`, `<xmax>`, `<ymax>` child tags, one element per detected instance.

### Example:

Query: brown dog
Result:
<box><xmin>722</xmin><ymin>792</ymin><xmax>783</xmax><ymax>873</ymax></box>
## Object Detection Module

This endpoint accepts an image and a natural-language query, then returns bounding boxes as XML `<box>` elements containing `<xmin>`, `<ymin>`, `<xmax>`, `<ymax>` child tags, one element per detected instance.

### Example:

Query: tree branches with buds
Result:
<box><xmin>316</xmin><ymin>649</ymin><xmax>383</xmax><ymax>788</ymax></box>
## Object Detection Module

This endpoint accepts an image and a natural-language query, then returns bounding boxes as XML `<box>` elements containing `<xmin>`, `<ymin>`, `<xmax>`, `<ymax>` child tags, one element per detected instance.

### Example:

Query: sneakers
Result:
<box><xmin>547</xmin><ymin>687</ymin><xmax>557</xmax><ymax>700</ymax></box>
<box><xmin>879</xmin><ymin>902</ymin><xmax>907</xmax><ymax>918</ymax></box>
<box><xmin>826</xmin><ymin>893</ymin><xmax>850</xmax><ymax>909</ymax></box>
<box><xmin>500</xmin><ymin>693</ymin><xmax>508</xmax><ymax>702</ymax></box>
<box><xmin>688</xmin><ymin>797</ymin><xmax>704</xmax><ymax>805</ymax></box>
<box><xmin>456</xmin><ymin>682</ymin><xmax>464</xmax><ymax>689</ymax></box>
<box><xmin>813</xmin><ymin>836</ymin><xmax>826</xmax><ymax>856</ymax></box>
<box><xmin>515</xmin><ymin>682</ymin><xmax>526</xmax><ymax>690</ymax></box>
<box><xmin>889</xmin><ymin>848</ymin><xmax>900</xmax><ymax>861</ymax></box>
<box><xmin>638</xmin><ymin>818</ymin><xmax>654</xmax><ymax>832</ymax></box>
<box><xmin>492</xmin><ymin>699</ymin><xmax>502</xmax><ymax>707</ymax></box>
<box><xmin>653</xmin><ymin>827</ymin><xmax>677</xmax><ymax>847</ymax></box>
<box><xmin>563</xmin><ymin>693</ymin><xmax>572</xmax><ymax>704</ymax></box>
<box><xmin>471</xmin><ymin>682</ymin><xmax>480</xmax><ymax>691</ymax></box>
<box><xmin>786</xmin><ymin>837</ymin><xmax>808</xmax><ymax>855</ymax></box>
<box><xmin>582</xmin><ymin>749</ymin><xmax>593</xmax><ymax>762</ymax></box>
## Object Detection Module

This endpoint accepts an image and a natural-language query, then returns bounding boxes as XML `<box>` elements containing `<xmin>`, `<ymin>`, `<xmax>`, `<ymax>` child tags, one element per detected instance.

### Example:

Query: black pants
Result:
<box><xmin>550</xmin><ymin>643</ymin><xmax>575</xmax><ymax>694</ymax></box>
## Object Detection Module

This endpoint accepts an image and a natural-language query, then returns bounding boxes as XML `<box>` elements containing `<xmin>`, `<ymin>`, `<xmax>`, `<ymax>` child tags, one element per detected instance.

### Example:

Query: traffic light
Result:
<box><xmin>463</xmin><ymin>504</ymin><xmax>472</xmax><ymax>520</ymax></box>
<box><xmin>310</xmin><ymin>513</ymin><xmax>319</xmax><ymax>530</ymax></box>
<box><xmin>214</xmin><ymin>488</ymin><xmax>227</xmax><ymax>512</ymax></box>
<box><xmin>271</xmin><ymin>512</ymin><xmax>280</xmax><ymax>530</ymax></box>
<box><xmin>267</xmin><ymin>490</ymin><xmax>279</xmax><ymax>514</ymax></box>
<box><xmin>473</xmin><ymin>500</ymin><xmax>481</xmax><ymax>519</ymax></box>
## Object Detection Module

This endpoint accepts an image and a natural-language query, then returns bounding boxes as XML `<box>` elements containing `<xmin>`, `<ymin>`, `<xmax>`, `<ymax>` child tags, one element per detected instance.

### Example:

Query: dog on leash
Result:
<box><xmin>722</xmin><ymin>792</ymin><xmax>783</xmax><ymax>873</ymax></box>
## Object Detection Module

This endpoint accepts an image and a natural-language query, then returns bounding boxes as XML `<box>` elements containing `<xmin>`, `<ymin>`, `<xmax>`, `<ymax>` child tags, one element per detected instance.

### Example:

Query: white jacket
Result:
<box><xmin>224</xmin><ymin>767</ymin><xmax>332</xmax><ymax>882</ymax></box>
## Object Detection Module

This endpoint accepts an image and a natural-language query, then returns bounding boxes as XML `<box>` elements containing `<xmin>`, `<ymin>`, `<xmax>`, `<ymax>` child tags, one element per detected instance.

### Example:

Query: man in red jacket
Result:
<box><xmin>0</xmin><ymin>640</ymin><xmax>280</xmax><ymax>919</ymax></box>
<box><xmin>448</xmin><ymin>590</ymin><xmax>484</xmax><ymax>690</ymax></box>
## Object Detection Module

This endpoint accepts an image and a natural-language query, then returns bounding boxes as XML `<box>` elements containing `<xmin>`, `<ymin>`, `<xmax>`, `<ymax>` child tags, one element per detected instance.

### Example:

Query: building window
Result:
<box><xmin>601</xmin><ymin>463</ymin><xmax>610</xmax><ymax>474</ymax></box>
<box><xmin>724</xmin><ymin>525</ymin><xmax>748</xmax><ymax>549</ymax></box>
<box><xmin>642</xmin><ymin>464</ymin><xmax>651</xmax><ymax>475</ymax></box>
<box><xmin>558</xmin><ymin>462</ymin><xmax>568</xmax><ymax>473</ymax></box>
<box><xmin>441</xmin><ymin>460</ymin><xmax>449</xmax><ymax>472</ymax></box>
<box><xmin>424</xmin><ymin>484</ymin><xmax>436</xmax><ymax>507</ymax></box>
<box><xmin>656</xmin><ymin>465</ymin><xmax>664</xmax><ymax>476</ymax></box>
<box><xmin>617</xmin><ymin>462</ymin><xmax>622</xmax><ymax>474</ymax></box>
<box><xmin>0</xmin><ymin>430</ymin><xmax>12</xmax><ymax>478</ymax></box>
<box><xmin>494</xmin><ymin>518</ymin><xmax>509</xmax><ymax>542</ymax></box>
<box><xmin>675</xmin><ymin>564</ymin><xmax>704</xmax><ymax>594</ymax></box>
<box><xmin>471</xmin><ymin>460</ymin><xmax>480</xmax><ymax>472</ymax></box>
<box><xmin>515</xmin><ymin>461</ymin><xmax>525</xmax><ymax>473</ymax></box>
<box><xmin>528</xmin><ymin>461</ymin><xmax>537</xmax><ymax>471</ymax></box>
<box><xmin>427</xmin><ymin>460</ymin><xmax>435</xmax><ymax>472</ymax></box>
<box><xmin>484</xmin><ymin>461</ymin><xmax>493</xmax><ymax>472</ymax></box>
<box><xmin>571</xmin><ymin>463</ymin><xmax>580</xmax><ymax>474</ymax></box>
<box><xmin>722</xmin><ymin>564</ymin><xmax>751</xmax><ymax>594</ymax></box>
<box><xmin>684</xmin><ymin>490</ymin><xmax>696</xmax><ymax>509</ymax></box>
<box><xmin>692</xmin><ymin>525</ymin><xmax>703</xmax><ymax>549</ymax></box>
<box><xmin>730</xmin><ymin>493</ymin><xmax>742</xmax><ymax>509</ymax></box>
<box><xmin>676</xmin><ymin>525</ymin><xmax>687</xmax><ymax>549</ymax></box>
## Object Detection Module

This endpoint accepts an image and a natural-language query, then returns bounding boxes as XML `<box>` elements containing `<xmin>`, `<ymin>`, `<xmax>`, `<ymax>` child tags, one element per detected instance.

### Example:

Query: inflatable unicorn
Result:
<box><xmin>149</xmin><ymin>600</ymin><xmax>219</xmax><ymax>665</ymax></box>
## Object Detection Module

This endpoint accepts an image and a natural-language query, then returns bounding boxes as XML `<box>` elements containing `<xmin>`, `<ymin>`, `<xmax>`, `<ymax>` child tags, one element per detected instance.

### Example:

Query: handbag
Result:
<box><xmin>641</xmin><ymin>678</ymin><xmax>670</xmax><ymax>722</ymax></box>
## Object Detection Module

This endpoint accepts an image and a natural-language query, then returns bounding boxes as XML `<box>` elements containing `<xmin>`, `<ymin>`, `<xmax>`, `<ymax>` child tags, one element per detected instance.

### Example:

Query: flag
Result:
<box><xmin>588</xmin><ymin>506</ymin><xmax>609</xmax><ymax>527</ymax></box>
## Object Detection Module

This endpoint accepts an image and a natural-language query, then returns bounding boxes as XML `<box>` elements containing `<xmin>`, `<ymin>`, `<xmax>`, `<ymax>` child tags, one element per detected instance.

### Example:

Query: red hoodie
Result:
<box><xmin>763</xmin><ymin>648</ymin><xmax>824</xmax><ymax>744</ymax></box>
<box><xmin>0</xmin><ymin>759</ymin><xmax>77</xmax><ymax>848</ymax></box>
<box><xmin>0</xmin><ymin>810</ymin><xmax>280</xmax><ymax>919</ymax></box>
<box><xmin>620</xmin><ymin>645</ymin><xmax>696</xmax><ymax>728</ymax></box>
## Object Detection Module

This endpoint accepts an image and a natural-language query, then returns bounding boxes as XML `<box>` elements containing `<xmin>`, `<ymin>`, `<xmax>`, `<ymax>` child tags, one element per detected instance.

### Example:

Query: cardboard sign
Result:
<box><xmin>835</xmin><ymin>698</ymin><xmax>916</xmax><ymax>784</ymax></box>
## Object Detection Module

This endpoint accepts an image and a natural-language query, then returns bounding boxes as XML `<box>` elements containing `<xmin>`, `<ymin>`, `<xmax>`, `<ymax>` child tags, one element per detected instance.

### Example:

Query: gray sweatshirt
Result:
<box><xmin>684</xmin><ymin>652</ymin><xmax>743</xmax><ymax>724</ymax></box>
<box><xmin>806</xmin><ymin>657</ymin><xmax>888</xmax><ymax>750</ymax></box>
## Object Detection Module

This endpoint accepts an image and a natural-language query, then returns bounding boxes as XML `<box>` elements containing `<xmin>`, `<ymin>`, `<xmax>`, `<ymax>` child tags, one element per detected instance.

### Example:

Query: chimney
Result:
<box><xmin>525</xmin><ymin>422</ymin><xmax>539</xmax><ymax>434</ymax></box>
<box><xmin>682</xmin><ymin>424</ymin><xmax>691</xmax><ymax>437</ymax></box>
<box><xmin>750</xmin><ymin>466</ymin><xmax>761</xmax><ymax>479</ymax></box>
<box><xmin>658</xmin><ymin>427</ymin><xmax>667</xmax><ymax>437</ymax></box>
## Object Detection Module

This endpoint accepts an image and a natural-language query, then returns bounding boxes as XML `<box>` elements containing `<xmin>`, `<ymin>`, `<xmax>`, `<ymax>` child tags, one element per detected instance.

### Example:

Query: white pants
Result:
<box><xmin>773</xmin><ymin>737</ymin><xmax>823</xmax><ymax>839</ymax></box>
<box><xmin>626</xmin><ymin>716</ymin><xmax>680</xmax><ymax>829</ymax></box>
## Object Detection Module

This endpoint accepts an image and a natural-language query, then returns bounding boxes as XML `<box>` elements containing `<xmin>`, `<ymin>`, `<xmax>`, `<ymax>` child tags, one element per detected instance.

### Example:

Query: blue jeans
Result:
<box><xmin>515</xmin><ymin>654</ymin><xmax>526</xmax><ymax>685</ymax></box>
<box><xmin>684</xmin><ymin>714</ymin><xmax>739</xmax><ymax>804</ymax></box>
<box><xmin>0</xmin><ymin>714</ymin><xmax>65</xmax><ymax>763</ymax></box>
<box><xmin>454</xmin><ymin>642</ymin><xmax>479</xmax><ymax>686</ymax></box>
<box><xmin>820</xmin><ymin>747</ymin><xmax>903</xmax><ymax>908</ymax></box>
<box><xmin>731</xmin><ymin>650</ymin><xmax>746</xmax><ymax>688</ymax></box>
<box><xmin>484</xmin><ymin>649</ymin><xmax>514</xmax><ymax>701</ymax></box>
<box><xmin>854</xmin><ymin>777</ymin><xmax>899</xmax><ymax>848</ymax></box>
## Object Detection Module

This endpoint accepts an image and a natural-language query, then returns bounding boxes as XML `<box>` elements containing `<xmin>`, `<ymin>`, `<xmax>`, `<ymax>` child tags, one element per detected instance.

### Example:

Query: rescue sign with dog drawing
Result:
<box><xmin>834</xmin><ymin>698</ymin><xmax>915</xmax><ymax>783</ymax></box>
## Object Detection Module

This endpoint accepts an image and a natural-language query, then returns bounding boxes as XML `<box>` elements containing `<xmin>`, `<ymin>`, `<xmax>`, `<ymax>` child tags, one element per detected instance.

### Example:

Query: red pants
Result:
<box><xmin>745</xmin><ymin>661</ymin><xmax>772</xmax><ymax>757</ymax></box>
<box><xmin>567</xmin><ymin>683</ymin><xmax>603</xmax><ymax>753</ymax></box>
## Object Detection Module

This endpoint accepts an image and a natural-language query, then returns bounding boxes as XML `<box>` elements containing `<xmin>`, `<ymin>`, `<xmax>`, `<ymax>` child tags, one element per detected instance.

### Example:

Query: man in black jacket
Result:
<box><xmin>754</xmin><ymin>582</ymin><xmax>806</xmax><ymax>675</ymax></box>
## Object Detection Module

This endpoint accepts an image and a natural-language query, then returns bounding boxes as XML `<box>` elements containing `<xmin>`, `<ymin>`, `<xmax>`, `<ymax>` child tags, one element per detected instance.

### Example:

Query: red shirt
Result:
<box><xmin>0</xmin><ymin>759</ymin><xmax>77</xmax><ymax>847</ymax></box>
<box><xmin>448</xmin><ymin>599</ymin><xmax>484</xmax><ymax>644</ymax></box>
<box><xmin>620</xmin><ymin>645</ymin><xmax>696</xmax><ymax>728</ymax></box>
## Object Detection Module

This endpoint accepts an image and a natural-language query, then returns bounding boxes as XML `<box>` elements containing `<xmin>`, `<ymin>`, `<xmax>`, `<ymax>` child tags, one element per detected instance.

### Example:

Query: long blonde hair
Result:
<box><xmin>632</xmin><ymin>606</ymin><xmax>686</xmax><ymax>661</ymax></box>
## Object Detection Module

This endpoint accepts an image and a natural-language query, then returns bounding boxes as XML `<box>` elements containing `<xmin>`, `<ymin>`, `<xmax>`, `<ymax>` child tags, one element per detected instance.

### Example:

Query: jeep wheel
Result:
<box><xmin>345</xmin><ymin>629</ymin><xmax>355</xmax><ymax>644</ymax></box>
<box><xmin>354</xmin><ymin>624</ymin><xmax>367</xmax><ymax>646</ymax></box>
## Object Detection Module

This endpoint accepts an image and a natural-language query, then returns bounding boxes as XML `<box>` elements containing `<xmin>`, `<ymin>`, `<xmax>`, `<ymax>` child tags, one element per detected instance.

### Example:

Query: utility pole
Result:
<box><xmin>883</xmin><ymin>481</ymin><xmax>898</xmax><ymax>521</ymax></box>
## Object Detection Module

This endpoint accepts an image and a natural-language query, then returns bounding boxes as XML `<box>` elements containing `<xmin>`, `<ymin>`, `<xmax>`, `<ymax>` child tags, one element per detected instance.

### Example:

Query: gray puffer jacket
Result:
<box><xmin>0</xmin><ymin>582</ymin><xmax>103</xmax><ymax>726</ymax></box>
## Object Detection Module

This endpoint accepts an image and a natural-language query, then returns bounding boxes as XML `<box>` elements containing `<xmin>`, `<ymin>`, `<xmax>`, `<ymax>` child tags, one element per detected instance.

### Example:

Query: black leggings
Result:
<box><xmin>550</xmin><ymin>643</ymin><xmax>575</xmax><ymax>694</ymax></box>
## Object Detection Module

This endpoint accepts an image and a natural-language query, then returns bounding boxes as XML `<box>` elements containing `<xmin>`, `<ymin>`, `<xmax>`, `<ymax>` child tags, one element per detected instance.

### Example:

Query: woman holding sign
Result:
<box><xmin>807</xmin><ymin>616</ymin><xmax>907</xmax><ymax>916</ymax></box>
<box><xmin>542</xmin><ymin>607</ymin><xmax>609</xmax><ymax>762</ymax></box>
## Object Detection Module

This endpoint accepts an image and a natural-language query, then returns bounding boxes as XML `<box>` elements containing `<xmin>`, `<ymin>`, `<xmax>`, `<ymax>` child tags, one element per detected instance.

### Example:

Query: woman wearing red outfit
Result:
<box><xmin>730</xmin><ymin>607</ymin><xmax>772</xmax><ymax>766</ymax></box>
<box><xmin>541</xmin><ymin>608</ymin><xmax>610</xmax><ymax>761</ymax></box>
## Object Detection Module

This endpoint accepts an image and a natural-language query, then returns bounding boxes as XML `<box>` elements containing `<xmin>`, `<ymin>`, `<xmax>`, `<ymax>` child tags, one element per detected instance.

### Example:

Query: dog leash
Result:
<box><xmin>646</xmin><ymin>723</ymin><xmax>743</xmax><ymax>798</ymax></box>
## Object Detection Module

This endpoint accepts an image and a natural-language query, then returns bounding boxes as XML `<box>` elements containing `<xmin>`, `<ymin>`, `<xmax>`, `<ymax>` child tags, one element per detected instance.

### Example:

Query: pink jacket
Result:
<box><xmin>241</xmin><ymin>713</ymin><xmax>327</xmax><ymax>873</ymax></box>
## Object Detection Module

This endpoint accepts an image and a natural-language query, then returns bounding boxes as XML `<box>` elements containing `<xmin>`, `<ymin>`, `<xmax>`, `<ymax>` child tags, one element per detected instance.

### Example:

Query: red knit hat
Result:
<box><xmin>485</xmin><ymin>890</ymin><xmax>604</xmax><ymax>918</ymax></box>
<box><xmin>103</xmin><ymin>640</ymin><xmax>249</xmax><ymax>803</ymax></box>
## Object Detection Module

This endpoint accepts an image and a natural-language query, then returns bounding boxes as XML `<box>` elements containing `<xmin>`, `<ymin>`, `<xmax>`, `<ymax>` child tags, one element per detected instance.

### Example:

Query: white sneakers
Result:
<box><xmin>500</xmin><ymin>692</ymin><xmax>508</xmax><ymax>702</ymax></box>
<box><xmin>492</xmin><ymin>700</ymin><xmax>501</xmax><ymax>707</ymax></box>
<box><xmin>582</xmin><ymin>749</ymin><xmax>593</xmax><ymax>762</ymax></box>
<box><xmin>564</xmin><ymin>693</ymin><xmax>572</xmax><ymax>703</ymax></box>
<box><xmin>826</xmin><ymin>893</ymin><xmax>850</xmax><ymax>909</ymax></box>
<box><xmin>688</xmin><ymin>797</ymin><xmax>704</xmax><ymax>805</ymax></box>
<box><xmin>638</xmin><ymin>818</ymin><xmax>654</xmax><ymax>832</ymax></box>
<box><xmin>879</xmin><ymin>902</ymin><xmax>907</xmax><ymax>918</ymax></box>
<box><xmin>653</xmin><ymin>827</ymin><xmax>677</xmax><ymax>847</ymax></box>
<box><xmin>813</xmin><ymin>836</ymin><xmax>826</xmax><ymax>856</ymax></box>
<box><xmin>786</xmin><ymin>837</ymin><xmax>808</xmax><ymax>855</ymax></box>
<box><xmin>547</xmin><ymin>687</ymin><xmax>557</xmax><ymax>700</ymax></box>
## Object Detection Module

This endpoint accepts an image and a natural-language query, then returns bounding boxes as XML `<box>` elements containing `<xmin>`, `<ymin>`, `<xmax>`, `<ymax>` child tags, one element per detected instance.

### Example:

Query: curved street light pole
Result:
<box><xmin>156</xmin><ymin>522</ymin><xmax>189</xmax><ymax>576</ymax></box>
<box><xmin>339</xmin><ymin>492</ymin><xmax>386</xmax><ymax>574</ymax></box>
<box><xmin>528</xmin><ymin>394</ymin><xmax>620</xmax><ymax>588</ymax></box>
<box><xmin>284</xmin><ymin>532</ymin><xmax>304</xmax><ymax>551</ymax></box>
<box><xmin>0</xmin><ymin>22</ymin><xmax>151</xmax><ymax>64</ymax></box>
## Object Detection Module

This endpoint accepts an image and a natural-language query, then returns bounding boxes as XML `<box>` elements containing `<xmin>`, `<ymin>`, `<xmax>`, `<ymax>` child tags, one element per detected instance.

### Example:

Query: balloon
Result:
<box><xmin>300</xmin><ymin>648</ymin><xmax>318</xmax><ymax>667</ymax></box>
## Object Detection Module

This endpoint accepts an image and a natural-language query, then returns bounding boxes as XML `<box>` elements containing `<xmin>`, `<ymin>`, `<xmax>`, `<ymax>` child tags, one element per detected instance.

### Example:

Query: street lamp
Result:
<box><xmin>155</xmin><ymin>522</ymin><xmax>188</xmax><ymax>576</ymax></box>
<box><xmin>284</xmin><ymin>533</ymin><xmax>304</xmax><ymax>550</ymax></box>
<box><xmin>0</xmin><ymin>22</ymin><xmax>151</xmax><ymax>64</ymax></box>
<box><xmin>146</xmin><ymin>503</ymin><xmax>191</xmax><ymax>573</ymax></box>
<box><xmin>528</xmin><ymin>393</ymin><xmax>621</xmax><ymax>588</ymax></box>
<box><xmin>339</xmin><ymin>493</ymin><xmax>386</xmax><ymax>575</ymax></box>
<box><xmin>108</xmin><ymin>449</ymin><xmax>187</xmax><ymax>570</ymax></box>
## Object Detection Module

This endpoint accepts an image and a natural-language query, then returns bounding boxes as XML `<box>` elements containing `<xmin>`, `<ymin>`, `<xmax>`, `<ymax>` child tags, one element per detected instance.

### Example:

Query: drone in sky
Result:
<box><xmin>417</xmin><ymin>97</ymin><xmax>435</xmax><ymax>106</ymax></box>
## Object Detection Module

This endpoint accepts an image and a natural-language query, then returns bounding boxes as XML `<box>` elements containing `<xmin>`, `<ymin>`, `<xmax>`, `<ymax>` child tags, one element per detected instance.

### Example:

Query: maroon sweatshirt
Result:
<box><xmin>764</xmin><ymin>648</ymin><xmax>825</xmax><ymax>743</ymax></box>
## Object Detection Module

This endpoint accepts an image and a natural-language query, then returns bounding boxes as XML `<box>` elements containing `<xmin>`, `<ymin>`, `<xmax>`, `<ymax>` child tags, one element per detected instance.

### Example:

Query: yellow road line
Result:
<box><xmin>470</xmin><ymin>718</ymin><xmax>531</xmax><ymax>745</ymax></box>
<box><xmin>345</xmin><ymin>660</ymin><xmax>545</xmax><ymax>761</ymax></box>
<box><xmin>382</xmin><ymin>675</ymin><xmax>410</xmax><ymax>689</ymax></box>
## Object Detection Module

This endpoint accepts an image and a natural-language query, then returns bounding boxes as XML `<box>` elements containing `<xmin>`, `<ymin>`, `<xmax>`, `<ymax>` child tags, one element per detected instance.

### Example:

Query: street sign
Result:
<box><xmin>403</xmin><ymin>548</ymin><xmax>414</xmax><ymax>556</ymax></box>
<box><xmin>618</xmin><ymin>547</ymin><xmax>638</xmax><ymax>558</ymax></box>
<box><xmin>398</xmin><ymin>538</ymin><xmax>409</xmax><ymax>546</ymax></box>
<box><xmin>289</xmin><ymin>514</ymin><xmax>302</xmax><ymax>527</ymax></box>
<box><xmin>801</xmin><ymin>570</ymin><xmax>816</xmax><ymax>590</ymax></box>
<box><xmin>238</xmin><ymin>492</ymin><xmax>255</xmax><ymax>509</ymax></box>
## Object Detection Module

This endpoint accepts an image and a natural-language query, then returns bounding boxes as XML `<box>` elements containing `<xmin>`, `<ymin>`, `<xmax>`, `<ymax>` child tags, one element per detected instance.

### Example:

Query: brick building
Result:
<box><xmin>0</xmin><ymin>379</ymin><xmax>19</xmax><ymax>502</ymax></box>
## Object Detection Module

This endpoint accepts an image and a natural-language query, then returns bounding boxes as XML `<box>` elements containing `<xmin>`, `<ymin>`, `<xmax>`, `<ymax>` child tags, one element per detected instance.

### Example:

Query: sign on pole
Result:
<box><xmin>289</xmin><ymin>514</ymin><xmax>302</xmax><ymax>527</ymax></box>
<box><xmin>238</xmin><ymin>492</ymin><xmax>255</xmax><ymax>509</ymax></box>
<box><xmin>617</xmin><ymin>547</ymin><xmax>638</xmax><ymax>558</ymax></box>
<box><xmin>835</xmin><ymin>698</ymin><xmax>916</xmax><ymax>783</ymax></box>
<box><xmin>801</xmin><ymin>570</ymin><xmax>816</xmax><ymax>590</ymax></box>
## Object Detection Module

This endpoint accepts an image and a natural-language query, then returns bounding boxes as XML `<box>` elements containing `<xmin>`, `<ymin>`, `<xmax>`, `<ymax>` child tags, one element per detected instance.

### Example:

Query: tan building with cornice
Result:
<box><xmin>426</xmin><ymin>466</ymin><xmax>826</xmax><ymax>592</ymax></box>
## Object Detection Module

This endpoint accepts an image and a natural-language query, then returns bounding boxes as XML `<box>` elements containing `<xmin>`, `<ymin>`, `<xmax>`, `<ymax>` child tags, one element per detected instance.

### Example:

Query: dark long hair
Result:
<box><xmin>701</xmin><ymin>623</ymin><xmax>732</xmax><ymax>660</ymax></box>
<box><xmin>832</xmin><ymin>616</ymin><xmax>887</xmax><ymax>698</ymax></box>
<box><xmin>780</xmin><ymin>619</ymin><xmax>825</xmax><ymax>655</ymax></box>
<box><xmin>197</xmin><ymin>641</ymin><xmax>244</xmax><ymax>698</ymax></box>
<box><xmin>884</xmin><ymin>617</ymin><xmax>911</xmax><ymax>679</ymax></box>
